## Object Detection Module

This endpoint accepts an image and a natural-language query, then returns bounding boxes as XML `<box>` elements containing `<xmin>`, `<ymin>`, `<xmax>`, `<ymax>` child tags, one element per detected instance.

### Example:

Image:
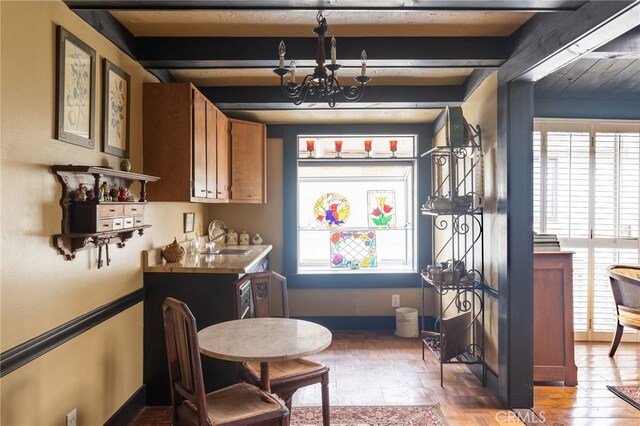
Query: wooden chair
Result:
<box><xmin>162</xmin><ymin>297</ymin><xmax>289</xmax><ymax>426</ymax></box>
<box><xmin>607</xmin><ymin>265</ymin><xmax>640</xmax><ymax>357</ymax></box>
<box><xmin>235</xmin><ymin>272</ymin><xmax>330</xmax><ymax>426</ymax></box>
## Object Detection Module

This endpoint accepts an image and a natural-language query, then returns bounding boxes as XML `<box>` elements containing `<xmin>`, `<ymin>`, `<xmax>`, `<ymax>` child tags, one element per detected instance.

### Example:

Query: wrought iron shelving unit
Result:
<box><xmin>420</xmin><ymin>116</ymin><xmax>486</xmax><ymax>387</ymax></box>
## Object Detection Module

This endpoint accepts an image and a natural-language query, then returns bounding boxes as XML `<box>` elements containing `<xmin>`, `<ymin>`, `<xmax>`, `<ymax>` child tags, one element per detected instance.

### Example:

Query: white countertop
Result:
<box><xmin>143</xmin><ymin>244</ymin><xmax>272</xmax><ymax>274</ymax></box>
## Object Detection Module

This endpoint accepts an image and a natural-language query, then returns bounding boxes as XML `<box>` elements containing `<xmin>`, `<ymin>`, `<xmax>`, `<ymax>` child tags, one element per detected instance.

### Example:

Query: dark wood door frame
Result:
<box><xmin>495</xmin><ymin>0</ymin><xmax>640</xmax><ymax>409</ymax></box>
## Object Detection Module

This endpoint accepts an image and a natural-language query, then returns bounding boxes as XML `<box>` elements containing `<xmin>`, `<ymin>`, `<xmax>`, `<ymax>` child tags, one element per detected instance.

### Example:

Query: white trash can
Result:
<box><xmin>395</xmin><ymin>307</ymin><xmax>419</xmax><ymax>338</ymax></box>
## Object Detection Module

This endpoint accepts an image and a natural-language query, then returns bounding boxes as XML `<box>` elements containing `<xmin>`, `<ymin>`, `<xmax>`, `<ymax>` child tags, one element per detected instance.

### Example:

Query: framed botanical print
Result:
<box><xmin>56</xmin><ymin>26</ymin><xmax>96</xmax><ymax>148</ymax></box>
<box><xmin>102</xmin><ymin>59</ymin><xmax>130</xmax><ymax>157</ymax></box>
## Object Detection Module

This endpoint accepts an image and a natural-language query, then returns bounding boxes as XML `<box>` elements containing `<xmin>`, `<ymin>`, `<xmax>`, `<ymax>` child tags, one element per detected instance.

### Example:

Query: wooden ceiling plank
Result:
<box><xmin>500</xmin><ymin>1</ymin><xmax>640</xmax><ymax>82</ymax></box>
<box><xmin>578</xmin><ymin>58</ymin><xmax>638</xmax><ymax>98</ymax></box>
<box><xmin>604</xmin><ymin>61</ymin><xmax>640</xmax><ymax>98</ymax></box>
<box><xmin>65</xmin><ymin>1</ymin><xmax>586</xmax><ymax>11</ymax></box>
<box><xmin>534</xmin><ymin>57</ymin><xmax>599</xmax><ymax>96</ymax></box>
<box><xmin>559</xmin><ymin>58</ymin><xmax>632</xmax><ymax>98</ymax></box>
<box><xmin>136</xmin><ymin>36</ymin><xmax>509</xmax><ymax>69</ymax></box>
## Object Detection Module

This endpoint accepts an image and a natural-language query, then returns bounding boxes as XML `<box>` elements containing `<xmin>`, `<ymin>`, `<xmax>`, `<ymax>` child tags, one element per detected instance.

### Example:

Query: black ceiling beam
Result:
<box><xmin>200</xmin><ymin>85</ymin><xmax>464</xmax><ymax>110</ymax></box>
<box><xmin>65</xmin><ymin>1</ymin><xmax>586</xmax><ymax>11</ymax></box>
<box><xmin>137</xmin><ymin>37</ymin><xmax>509</xmax><ymax>69</ymax></box>
<box><xmin>72</xmin><ymin>9</ymin><xmax>137</xmax><ymax>58</ymax></box>
<box><xmin>463</xmin><ymin>69</ymin><xmax>495</xmax><ymax>100</ymax></box>
<box><xmin>501</xmin><ymin>1</ymin><xmax>640</xmax><ymax>82</ymax></box>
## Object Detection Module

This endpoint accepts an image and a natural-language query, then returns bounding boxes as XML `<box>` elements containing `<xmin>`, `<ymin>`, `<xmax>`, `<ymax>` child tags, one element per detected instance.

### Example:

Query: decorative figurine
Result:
<box><xmin>126</xmin><ymin>192</ymin><xmax>135</xmax><ymax>202</ymax></box>
<box><xmin>252</xmin><ymin>233</ymin><xmax>263</xmax><ymax>245</ymax></box>
<box><xmin>109</xmin><ymin>185</ymin><xmax>119</xmax><ymax>201</ymax></box>
<box><xmin>118</xmin><ymin>187</ymin><xmax>128</xmax><ymax>202</ymax></box>
<box><xmin>100</xmin><ymin>182</ymin><xmax>110</xmax><ymax>201</ymax></box>
<box><xmin>86</xmin><ymin>188</ymin><xmax>95</xmax><ymax>200</ymax></box>
<box><xmin>76</xmin><ymin>184</ymin><xmax>87</xmax><ymax>201</ymax></box>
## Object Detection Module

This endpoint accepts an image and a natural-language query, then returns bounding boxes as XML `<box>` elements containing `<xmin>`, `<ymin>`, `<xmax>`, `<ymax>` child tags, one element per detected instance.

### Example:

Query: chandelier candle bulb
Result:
<box><xmin>331</xmin><ymin>37</ymin><xmax>337</xmax><ymax>65</ymax></box>
<box><xmin>290</xmin><ymin>60</ymin><xmax>296</xmax><ymax>82</ymax></box>
<box><xmin>361</xmin><ymin>50</ymin><xmax>368</xmax><ymax>76</ymax></box>
<box><xmin>307</xmin><ymin>140</ymin><xmax>315</xmax><ymax>152</ymax></box>
<box><xmin>278</xmin><ymin>41</ymin><xmax>286</xmax><ymax>68</ymax></box>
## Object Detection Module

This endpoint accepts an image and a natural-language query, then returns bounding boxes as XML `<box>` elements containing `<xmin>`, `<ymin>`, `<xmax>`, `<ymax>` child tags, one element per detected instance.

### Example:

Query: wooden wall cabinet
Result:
<box><xmin>229</xmin><ymin>118</ymin><xmax>267</xmax><ymax>204</ymax></box>
<box><xmin>143</xmin><ymin>83</ymin><xmax>265</xmax><ymax>204</ymax></box>
<box><xmin>143</xmin><ymin>83</ymin><xmax>228</xmax><ymax>202</ymax></box>
<box><xmin>533</xmin><ymin>251</ymin><xmax>578</xmax><ymax>386</ymax></box>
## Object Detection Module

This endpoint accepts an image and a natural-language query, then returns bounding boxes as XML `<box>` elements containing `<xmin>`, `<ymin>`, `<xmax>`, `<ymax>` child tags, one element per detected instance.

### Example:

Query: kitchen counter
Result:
<box><xmin>143</xmin><ymin>244</ymin><xmax>272</xmax><ymax>274</ymax></box>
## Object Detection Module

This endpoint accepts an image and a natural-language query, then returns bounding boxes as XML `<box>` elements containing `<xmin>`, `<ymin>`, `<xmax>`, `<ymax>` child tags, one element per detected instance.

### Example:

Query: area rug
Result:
<box><xmin>607</xmin><ymin>386</ymin><xmax>640</xmax><ymax>410</ymax></box>
<box><xmin>291</xmin><ymin>405</ymin><xmax>448</xmax><ymax>426</ymax></box>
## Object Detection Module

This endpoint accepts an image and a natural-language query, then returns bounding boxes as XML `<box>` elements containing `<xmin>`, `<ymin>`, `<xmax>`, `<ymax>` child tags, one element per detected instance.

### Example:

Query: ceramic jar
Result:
<box><xmin>162</xmin><ymin>238</ymin><xmax>185</xmax><ymax>263</ymax></box>
<box><xmin>252</xmin><ymin>233</ymin><xmax>263</xmax><ymax>245</ymax></box>
<box><xmin>227</xmin><ymin>229</ymin><xmax>238</xmax><ymax>245</ymax></box>
<box><xmin>239</xmin><ymin>230</ymin><xmax>250</xmax><ymax>246</ymax></box>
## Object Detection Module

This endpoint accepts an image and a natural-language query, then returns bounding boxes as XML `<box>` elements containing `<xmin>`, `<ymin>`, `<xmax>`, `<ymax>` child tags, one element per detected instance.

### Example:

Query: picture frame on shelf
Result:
<box><xmin>102</xmin><ymin>58</ymin><xmax>130</xmax><ymax>157</ymax></box>
<box><xmin>55</xmin><ymin>26</ymin><xmax>96</xmax><ymax>149</ymax></box>
<box><xmin>183</xmin><ymin>212</ymin><xmax>195</xmax><ymax>234</ymax></box>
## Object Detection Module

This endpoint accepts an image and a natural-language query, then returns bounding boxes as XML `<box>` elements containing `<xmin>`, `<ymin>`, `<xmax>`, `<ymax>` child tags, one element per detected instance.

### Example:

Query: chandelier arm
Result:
<box><xmin>340</xmin><ymin>82</ymin><xmax>366</xmax><ymax>102</ymax></box>
<box><xmin>280</xmin><ymin>74</ymin><xmax>314</xmax><ymax>99</ymax></box>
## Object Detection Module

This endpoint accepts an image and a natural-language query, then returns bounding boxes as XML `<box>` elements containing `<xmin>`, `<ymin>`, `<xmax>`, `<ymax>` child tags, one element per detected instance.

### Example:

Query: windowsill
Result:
<box><xmin>287</xmin><ymin>269</ymin><xmax>422</xmax><ymax>289</ymax></box>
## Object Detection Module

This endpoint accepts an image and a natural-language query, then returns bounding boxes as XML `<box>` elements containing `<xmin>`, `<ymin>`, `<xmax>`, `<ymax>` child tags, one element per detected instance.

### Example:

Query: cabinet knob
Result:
<box><xmin>200</xmin><ymin>190</ymin><xmax>207</xmax><ymax>193</ymax></box>
<box><xmin>207</xmin><ymin>190</ymin><xmax>213</xmax><ymax>194</ymax></box>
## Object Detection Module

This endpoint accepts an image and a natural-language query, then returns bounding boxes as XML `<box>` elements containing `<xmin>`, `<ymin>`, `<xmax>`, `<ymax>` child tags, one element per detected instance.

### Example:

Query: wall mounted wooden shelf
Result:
<box><xmin>52</xmin><ymin>165</ymin><xmax>159</xmax><ymax>266</ymax></box>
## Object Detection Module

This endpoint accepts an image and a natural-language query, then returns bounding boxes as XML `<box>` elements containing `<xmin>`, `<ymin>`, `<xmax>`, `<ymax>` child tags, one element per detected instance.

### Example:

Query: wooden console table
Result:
<box><xmin>533</xmin><ymin>251</ymin><xmax>578</xmax><ymax>386</ymax></box>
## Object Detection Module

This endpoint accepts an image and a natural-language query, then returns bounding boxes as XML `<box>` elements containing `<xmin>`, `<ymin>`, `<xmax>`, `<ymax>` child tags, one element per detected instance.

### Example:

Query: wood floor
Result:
<box><xmin>131</xmin><ymin>332</ymin><xmax>639</xmax><ymax>425</ymax></box>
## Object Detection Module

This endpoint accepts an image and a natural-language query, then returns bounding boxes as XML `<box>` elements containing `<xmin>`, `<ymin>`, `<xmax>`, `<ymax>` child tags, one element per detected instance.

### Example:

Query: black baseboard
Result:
<box><xmin>293</xmin><ymin>315</ymin><xmax>436</xmax><ymax>331</ymax></box>
<box><xmin>104</xmin><ymin>385</ymin><xmax>146</xmax><ymax>426</ymax></box>
<box><xmin>469</xmin><ymin>363</ymin><xmax>499</xmax><ymax>400</ymax></box>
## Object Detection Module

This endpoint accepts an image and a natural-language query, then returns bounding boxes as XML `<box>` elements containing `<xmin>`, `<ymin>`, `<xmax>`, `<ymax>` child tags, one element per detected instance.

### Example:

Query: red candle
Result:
<box><xmin>334</xmin><ymin>140</ymin><xmax>343</xmax><ymax>152</ymax></box>
<box><xmin>389</xmin><ymin>140</ymin><xmax>398</xmax><ymax>152</ymax></box>
<box><xmin>364</xmin><ymin>140</ymin><xmax>372</xmax><ymax>152</ymax></box>
<box><xmin>306</xmin><ymin>140</ymin><xmax>315</xmax><ymax>152</ymax></box>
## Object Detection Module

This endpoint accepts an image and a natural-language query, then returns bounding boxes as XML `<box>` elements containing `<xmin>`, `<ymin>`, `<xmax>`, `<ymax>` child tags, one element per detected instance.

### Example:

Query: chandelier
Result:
<box><xmin>273</xmin><ymin>11</ymin><xmax>371</xmax><ymax>107</ymax></box>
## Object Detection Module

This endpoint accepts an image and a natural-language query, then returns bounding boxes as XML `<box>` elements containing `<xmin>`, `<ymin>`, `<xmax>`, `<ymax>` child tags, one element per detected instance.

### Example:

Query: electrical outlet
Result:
<box><xmin>67</xmin><ymin>408</ymin><xmax>77</xmax><ymax>426</ymax></box>
<box><xmin>392</xmin><ymin>294</ymin><xmax>400</xmax><ymax>308</ymax></box>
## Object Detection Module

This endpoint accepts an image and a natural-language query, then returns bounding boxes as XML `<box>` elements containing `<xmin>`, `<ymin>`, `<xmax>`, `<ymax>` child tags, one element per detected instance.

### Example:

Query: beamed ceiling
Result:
<box><xmin>65</xmin><ymin>1</ymin><xmax>640</xmax><ymax>124</ymax></box>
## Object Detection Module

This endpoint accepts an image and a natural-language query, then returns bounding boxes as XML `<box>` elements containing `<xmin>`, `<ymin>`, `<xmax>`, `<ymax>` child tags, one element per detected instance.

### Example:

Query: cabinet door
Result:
<box><xmin>205</xmin><ymin>102</ymin><xmax>218</xmax><ymax>199</ymax></box>
<box><xmin>216</xmin><ymin>112</ymin><xmax>230</xmax><ymax>200</ymax></box>
<box><xmin>230</xmin><ymin>120</ymin><xmax>266</xmax><ymax>203</ymax></box>
<box><xmin>192</xmin><ymin>89</ymin><xmax>208</xmax><ymax>199</ymax></box>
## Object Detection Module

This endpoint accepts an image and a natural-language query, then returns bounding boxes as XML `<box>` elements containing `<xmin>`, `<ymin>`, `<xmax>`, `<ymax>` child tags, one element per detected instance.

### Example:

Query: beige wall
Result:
<box><xmin>0</xmin><ymin>1</ymin><xmax>205</xmax><ymax>424</ymax></box>
<box><xmin>208</xmin><ymin>140</ymin><xmax>436</xmax><ymax>318</ymax></box>
<box><xmin>461</xmin><ymin>72</ymin><xmax>499</xmax><ymax>374</ymax></box>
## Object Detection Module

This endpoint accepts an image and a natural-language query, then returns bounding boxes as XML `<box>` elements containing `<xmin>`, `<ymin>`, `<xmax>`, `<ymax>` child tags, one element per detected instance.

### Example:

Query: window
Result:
<box><xmin>534</xmin><ymin>120</ymin><xmax>640</xmax><ymax>341</ymax></box>
<box><xmin>296</xmin><ymin>136</ymin><xmax>417</xmax><ymax>274</ymax></box>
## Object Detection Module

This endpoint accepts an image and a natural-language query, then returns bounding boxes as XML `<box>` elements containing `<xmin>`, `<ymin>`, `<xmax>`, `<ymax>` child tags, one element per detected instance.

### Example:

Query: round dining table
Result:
<box><xmin>198</xmin><ymin>317</ymin><xmax>332</xmax><ymax>392</ymax></box>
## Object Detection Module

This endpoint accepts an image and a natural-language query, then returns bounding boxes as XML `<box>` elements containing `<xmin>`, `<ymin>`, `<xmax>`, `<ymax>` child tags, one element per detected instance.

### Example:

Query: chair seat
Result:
<box><xmin>181</xmin><ymin>383</ymin><xmax>286</xmax><ymax>425</ymax></box>
<box><xmin>618</xmin><ymin>305</ymin><xmax>640</xmax><ymax>329</ymax></box>
<box><xmin>244</xmin><ymin>358</ymin><xmax>327</xmax><ymax>383</ymax></box>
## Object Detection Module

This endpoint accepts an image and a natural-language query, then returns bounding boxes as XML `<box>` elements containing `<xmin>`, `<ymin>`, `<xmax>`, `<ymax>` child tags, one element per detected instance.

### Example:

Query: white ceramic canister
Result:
<box><xmin>226</xmin><ymin>229</ymin><xmax>238</xmax><ymax>245</ymax></box>
<box><xmin>252</xmin><ymin>233</ymin><xmax>263</xmax><ymax>245</ymax></box>
<box><xmin>239</xmin><ymin>230</ymin><xmax>250</xmax><ymax>246</ymax></box>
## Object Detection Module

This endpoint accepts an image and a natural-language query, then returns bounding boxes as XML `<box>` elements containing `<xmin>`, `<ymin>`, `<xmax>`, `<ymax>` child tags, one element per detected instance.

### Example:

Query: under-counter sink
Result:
<box><xmin>207</xmin><ymin>248</ymin><xmax>252</xmax><ymax>255</ymax></box>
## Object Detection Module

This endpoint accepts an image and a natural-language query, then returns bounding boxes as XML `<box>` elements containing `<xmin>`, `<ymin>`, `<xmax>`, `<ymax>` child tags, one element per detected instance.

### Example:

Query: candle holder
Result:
<box><xmin>364</xmin><ymin>140</ymin><xmax>372</xmax><ymax>158</ymax></box>
<box><xmin>306</xmin><ymin>140</ymin><xmax>315</xmax><ymax>158</ymax></box>
<box><xmin>335</xmin><ymin>140</ymin><xmax>343</xmax><ymax>158</ymax></box>
<box><xmin>389</xmin><ymin>140</ymin><xmax>398</xmax><ymax>158</ymax></box>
